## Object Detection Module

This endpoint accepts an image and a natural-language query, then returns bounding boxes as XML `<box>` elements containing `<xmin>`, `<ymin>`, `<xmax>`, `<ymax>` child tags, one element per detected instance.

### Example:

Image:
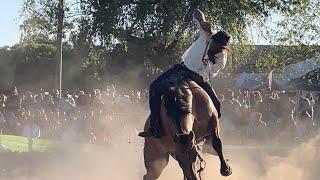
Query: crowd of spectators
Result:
<box><xmin>0</xmin><ymin>85</ymin><xmax>319</xmax><ymax>145</ymax></box>
<box><xmin>0</xmin><ymin>86</ymin><xmax>148</xmax><ymax>145</ymax></box>
<box><xmin>220</xmin><ymin>89</ymin><xmax>320</xmax><ymax>145</ymax></box>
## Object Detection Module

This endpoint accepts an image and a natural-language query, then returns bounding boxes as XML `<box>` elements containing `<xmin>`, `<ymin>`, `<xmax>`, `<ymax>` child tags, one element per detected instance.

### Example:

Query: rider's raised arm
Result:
<box><xmin>183</xmin><ymin>9</ymin><xmax>213</xmax><ymax>56</ymax></box>
<box><xmin>181</xmin><ymin>9</ymin><xmax>212</xmax><ymax>75</ymax></box>
<box><xmin>193</xmin><ymin>9</ymin><xmax>212</xmax><ymax>40</ymax></box>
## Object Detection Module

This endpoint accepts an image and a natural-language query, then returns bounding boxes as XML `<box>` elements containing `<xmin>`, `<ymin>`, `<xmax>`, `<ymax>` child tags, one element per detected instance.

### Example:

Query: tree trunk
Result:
<box><xmin>55</xmin><ymin>0</ymin><xmax>64</xmax><ymax>98</ymax></box>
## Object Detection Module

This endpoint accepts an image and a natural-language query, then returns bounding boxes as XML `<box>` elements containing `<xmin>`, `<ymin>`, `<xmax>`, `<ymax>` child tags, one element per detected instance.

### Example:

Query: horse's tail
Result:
<box><xmin>163</xmin><ymin>84</ymin><xmax>192</xmax><ymax>121</ymax></box>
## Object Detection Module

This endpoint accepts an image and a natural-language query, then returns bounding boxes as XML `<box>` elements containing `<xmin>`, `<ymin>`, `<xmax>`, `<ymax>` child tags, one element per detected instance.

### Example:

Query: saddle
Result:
<box><xmin>157</xmin><ymin>66</ymin><xmax>202</xmax><ymax>95</ymax></box>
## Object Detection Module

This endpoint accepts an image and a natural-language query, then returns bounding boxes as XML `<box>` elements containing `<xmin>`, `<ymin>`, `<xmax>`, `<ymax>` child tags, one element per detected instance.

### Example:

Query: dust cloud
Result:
<box><xmin>159</xmin><ymin>135</ymin><xmax>320</xmax><ymax>180</ymax></box>
<box><xmin>3</xmin><ymin>119</ymin><xmax>320</xmax><ymax>180</ymax></box>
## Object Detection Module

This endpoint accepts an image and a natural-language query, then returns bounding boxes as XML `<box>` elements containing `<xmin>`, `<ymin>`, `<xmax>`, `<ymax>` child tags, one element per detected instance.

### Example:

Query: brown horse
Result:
<box><xmin>142</xmin><ymin>80</ymin><xmax>232</xmax><ymax>180</ymax></box>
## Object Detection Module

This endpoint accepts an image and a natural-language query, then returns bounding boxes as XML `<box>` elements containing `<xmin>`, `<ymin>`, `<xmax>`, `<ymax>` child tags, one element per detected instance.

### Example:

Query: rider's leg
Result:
<box><xmin>186</xmin><ymin>73</ymin><xmax>222</xmax><ymax>118</ymax></box>
<box><xmin>139</xmin><ymin>64</ymin><xmax>184</xmax><ymax>138</ymax></box>
<box><xmin>200</xmin><ymin>82</ymin><xmax>221</xmax><ymax>118</ymax></box>
<box><xmin>147</xmin><ymin>81</ymin><xmax>163</xmax><ymax>137</ymax></box>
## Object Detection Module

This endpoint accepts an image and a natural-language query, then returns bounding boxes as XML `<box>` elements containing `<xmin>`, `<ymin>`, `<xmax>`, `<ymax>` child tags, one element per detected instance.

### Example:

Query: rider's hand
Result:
<box><xmin>200</xmin><ymin>21</ymin><xmax>213</xmax><ymax>35</ymax></box>
<box><xmin>193</xmin><ymin>9</ymin><xmax>205</xmax><ymax>23</ymax></box>
<box><xmin>193</xmin><ymin>9</ymin><xmax>213</xmax><ymax>35</ymax></box>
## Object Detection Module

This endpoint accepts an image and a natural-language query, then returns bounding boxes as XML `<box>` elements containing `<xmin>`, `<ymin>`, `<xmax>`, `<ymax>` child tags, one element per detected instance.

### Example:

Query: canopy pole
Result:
<box><xmin>295</xmin><ymin>90</ymin><xmax>301</xmax><ymax>123</ymax></box>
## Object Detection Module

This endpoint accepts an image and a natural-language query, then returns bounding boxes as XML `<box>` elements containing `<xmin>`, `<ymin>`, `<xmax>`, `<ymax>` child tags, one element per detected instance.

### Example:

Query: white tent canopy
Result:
<box><xmin>235</xmin><ymin>73</ymin><xmax>269</xmax><ymax>90</ymax></box>
<box><xmin>278</xmin><ymin>57</ymin><xmax>320</xmax><ymax>81</ymax></box>
<box><xmin>274</xmin><ymin>57</ymin><xmax>320</xmax><ymax>90</ymax></box>
<box><xmin>235</xmin><ymin>57</ymin><xmax>320</xmax><ymax>91</ymax></box>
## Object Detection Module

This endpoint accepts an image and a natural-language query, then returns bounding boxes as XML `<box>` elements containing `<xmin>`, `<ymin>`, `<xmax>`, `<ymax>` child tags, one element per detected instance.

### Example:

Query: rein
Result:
<box><xmin>199</xmin><ymin>39</ymin><xmax>214</xmax><ymax>88</ymax></box>
<box><xmin>201</xmin><ymin>39</ymin><xmax>211</xmax><ymax>66</ymax></box>
<box><xmin>181</xmin><ymin>144</ymin><xmax>207</xmax><ymax>180</ymax></box>
<box><xmin>201</xmin><ymin>40</ymin><xmax>213</xmax><ymax>87</ymax></box>
<box><xmin>196</xmin><ymin>145</ymin><xmax>206</xmax><ymax>180</ymax></box>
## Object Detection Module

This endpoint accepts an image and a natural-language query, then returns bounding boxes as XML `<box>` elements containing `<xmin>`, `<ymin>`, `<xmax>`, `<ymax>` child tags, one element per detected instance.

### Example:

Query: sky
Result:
<box><xmin>0</xmin><ymin>0</ymin><xmax>23</xmax><ymax>46</ymax></box>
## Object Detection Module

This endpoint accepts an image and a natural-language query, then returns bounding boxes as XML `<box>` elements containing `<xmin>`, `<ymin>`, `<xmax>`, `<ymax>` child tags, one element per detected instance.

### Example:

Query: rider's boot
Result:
<box><xmin>138</xmin><ymin>128</ymin><xmax>154</xmax><ymax>137</ymax></box>
<box><xmin>138</xmin><ymin>127</ymin><xmax>160</xmax><ymax>138</ymax></box>
<box><xmin>138</xmin><ymin>116</ymin><xmax>164</xmax><ymax>138</ymax></box>
<box><xmin>138</xmin><ymin>128</ymin><xmax>164</xmax><ymax>138</ymax></box>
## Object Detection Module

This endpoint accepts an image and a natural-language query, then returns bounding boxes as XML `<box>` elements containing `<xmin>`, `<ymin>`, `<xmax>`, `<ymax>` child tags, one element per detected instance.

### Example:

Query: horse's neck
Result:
<box><xmin>188</xmin><ymin>82</ymin><xmax>213</xmax><ymax>111</ymax></box>
<box><xmin>188</xmin><ymin>82</ymin><xmax>215</xmax><ymax>126</ymax></box>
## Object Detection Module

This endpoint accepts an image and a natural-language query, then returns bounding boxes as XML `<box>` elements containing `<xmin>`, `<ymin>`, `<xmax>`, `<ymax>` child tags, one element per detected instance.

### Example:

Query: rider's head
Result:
<box><xmin>207</xmin><ymin>30</ymin><xmax>231</xmax><ymax>64</ymax></box>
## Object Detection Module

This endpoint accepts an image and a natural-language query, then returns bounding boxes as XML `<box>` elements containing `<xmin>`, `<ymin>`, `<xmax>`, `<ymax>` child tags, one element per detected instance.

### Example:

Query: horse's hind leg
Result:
<box><xmin>143</xmin><ymin>139</ymin><xmax>169</xmax><ymax>180</ymax></box>
<box><xmin>209</xmin><ymin>115</ymin><xmax>232</xmax><ymax>176</ymax></box>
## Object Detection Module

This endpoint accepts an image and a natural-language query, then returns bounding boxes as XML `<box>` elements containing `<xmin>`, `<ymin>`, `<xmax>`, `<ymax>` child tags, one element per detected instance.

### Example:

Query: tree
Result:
<box><xmin>16</xmin><ymin>0</ymin><xmax>319</xmax><ymax>88</ymax></box>
<box><xmin>20</xmin><ymin>0</ymin><xmax>81</xmax><ymax>90</ymax></box>
<box><xmin>249</xmin><ymin>0</ymin><xmax>320</xmax><ymax>73</ymax></box>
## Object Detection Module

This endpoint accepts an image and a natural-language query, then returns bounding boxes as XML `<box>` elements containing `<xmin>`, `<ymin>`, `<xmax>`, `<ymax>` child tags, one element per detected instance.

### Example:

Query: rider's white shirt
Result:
<box><xmin>182</xmin><ymin>18</ymin><xmax>227</xmax><ymax>82</ymax></box>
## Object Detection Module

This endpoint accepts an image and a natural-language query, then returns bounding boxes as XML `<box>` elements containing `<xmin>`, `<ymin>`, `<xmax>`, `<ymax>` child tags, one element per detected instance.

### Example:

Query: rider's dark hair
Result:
<box><xmin>207</xmin><ymin>30</ymin><xmax>231</xmax><ymax>64</ymax></box>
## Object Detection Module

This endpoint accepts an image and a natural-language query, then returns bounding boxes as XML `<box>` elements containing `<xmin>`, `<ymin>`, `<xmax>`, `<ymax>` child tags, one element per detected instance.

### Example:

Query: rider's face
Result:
<box><xmin>207</xmin><ymin>42</ymin><xmax>226</xmax><ymax>63</ymax></box>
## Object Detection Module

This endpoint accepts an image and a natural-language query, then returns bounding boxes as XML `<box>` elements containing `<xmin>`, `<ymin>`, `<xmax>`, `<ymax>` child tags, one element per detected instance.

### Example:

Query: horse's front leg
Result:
<box><xmin>209</xmin><ymin>115</ymin><xmax>232</xmax><ymax>176</ymax></box>
<box><xmin>143</xmin><ymin>138</ymin><xmax>170</xmax><ymax>180</ymax></box>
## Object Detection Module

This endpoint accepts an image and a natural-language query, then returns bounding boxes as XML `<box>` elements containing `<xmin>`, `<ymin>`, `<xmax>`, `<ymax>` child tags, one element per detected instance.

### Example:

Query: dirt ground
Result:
<box><xmin>1</xmin><ymin>134</ymin><xmax>320</xmax><ymax>180</ymax></box>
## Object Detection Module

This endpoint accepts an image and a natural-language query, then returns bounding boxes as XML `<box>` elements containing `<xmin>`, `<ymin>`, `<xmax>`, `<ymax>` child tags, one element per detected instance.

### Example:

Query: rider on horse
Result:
<box><xmin>139</xmin><ymin>9</ymin><xmax>231</xmax><ymax>138</ymax></box>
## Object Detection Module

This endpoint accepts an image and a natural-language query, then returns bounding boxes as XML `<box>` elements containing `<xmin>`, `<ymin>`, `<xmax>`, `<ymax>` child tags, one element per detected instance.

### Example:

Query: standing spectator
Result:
<box><xmin>0</xmin><ymin>93</ymin><xmax>7</xmax><ymax>109</ymax></box>
<box><xmin>21</xmin><ymin>118</ymin><xmax>40</xmax><ymax>152</ymax></box>
<box><xmin>5</xmin><ymin>87</ymin><xmax>20</xmax><ymax>114</ymax></box>
<box><xmin>0</xmin><ymin>111</ymin><xmax>7</xmax><ymax>134</ymax></box>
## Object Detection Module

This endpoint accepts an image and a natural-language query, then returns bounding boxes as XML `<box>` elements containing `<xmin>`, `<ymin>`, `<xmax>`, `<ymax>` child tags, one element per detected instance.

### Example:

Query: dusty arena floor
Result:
<box><xmin>1</xmin><ymin>134</ymin><xmax>319</xmax><ymax>180</ymax></box>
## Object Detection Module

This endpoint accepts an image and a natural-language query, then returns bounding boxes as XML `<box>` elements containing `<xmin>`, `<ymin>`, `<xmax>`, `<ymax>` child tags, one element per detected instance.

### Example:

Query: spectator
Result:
<box><xmin>0</xmin><ymin>86</ymin><xmax>317</xmax><ymax>146</ymax></box>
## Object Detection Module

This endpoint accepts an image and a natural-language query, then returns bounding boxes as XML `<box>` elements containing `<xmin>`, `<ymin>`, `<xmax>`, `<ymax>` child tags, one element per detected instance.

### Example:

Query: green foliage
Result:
<box><xmin>21</xmin><ymin>0</ymin><xmax>58</xmax><ymax>42</ymax></box>
<box><xmin>256</xmin><ymin>51</ymin><xmax>282</xmax><ymax>72</ymax></box>
<box><xmin>268</xmin><ymin>0</ymin><xmax>319</xmax><ymax>45</ymax></box>
<box><xmin>250</xmin><ymin>0</ymin><xmax>320</xmax><ymax>72</ymax></box>
<box><xmin>81</xmin><ymin>48</ymin><xmax>108</xmax><ymax>81</ymax></box>
<box><xmin>12</xmin><ymin>41</ymin><xmax>56</xmax><ymax>64</ymax></box>
<box><xmin>20</xmin><ymin>0</ymin><xmax>75</xmax><ymax>47</ymax></box>
<box><xmin>242</xmin><ymin>45</ymin><xmax>320</xmax><ymax>73</ymax></box>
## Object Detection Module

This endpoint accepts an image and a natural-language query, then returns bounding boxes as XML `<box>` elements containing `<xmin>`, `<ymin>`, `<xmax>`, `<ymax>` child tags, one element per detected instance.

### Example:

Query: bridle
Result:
<box><xmin>199</xmin><ymin>39</ymin><xmax>214</xmax><ymax>87</ymax></box>
<box><xmin>201</xmin><ymin>39</ymin><xmax>211</xmax><ymax>66</ymax></box>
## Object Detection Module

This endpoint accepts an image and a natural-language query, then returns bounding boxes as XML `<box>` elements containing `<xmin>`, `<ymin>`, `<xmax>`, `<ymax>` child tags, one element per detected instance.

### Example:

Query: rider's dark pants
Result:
<box><xmin>149</xmin><ymin>63</ymin><xmax>221</xmax><ymax>134</ymax></box>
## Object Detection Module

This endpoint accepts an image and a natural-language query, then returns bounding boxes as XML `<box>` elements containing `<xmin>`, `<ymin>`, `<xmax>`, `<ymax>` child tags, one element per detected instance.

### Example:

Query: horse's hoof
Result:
<box><xmin>220</xmin><ymin>164</ymin><xmax>232</xmax><ymax>176</ymax></box>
